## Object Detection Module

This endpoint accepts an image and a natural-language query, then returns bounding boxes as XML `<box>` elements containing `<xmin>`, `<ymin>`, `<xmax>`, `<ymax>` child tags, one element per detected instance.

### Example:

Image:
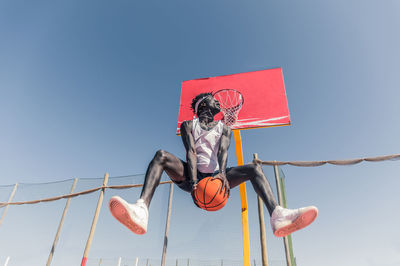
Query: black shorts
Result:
<box><xmin>173</xmin><ymin>160</ymin><xmax>220</xmax><ymax>192</ymax></box>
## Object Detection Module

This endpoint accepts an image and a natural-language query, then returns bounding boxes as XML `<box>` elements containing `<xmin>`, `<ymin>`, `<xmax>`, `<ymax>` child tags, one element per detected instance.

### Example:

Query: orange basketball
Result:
<box><xmin>193</xmin><ymin>176</ymin><xmax>229</xmax><ymax>211</ymax></box>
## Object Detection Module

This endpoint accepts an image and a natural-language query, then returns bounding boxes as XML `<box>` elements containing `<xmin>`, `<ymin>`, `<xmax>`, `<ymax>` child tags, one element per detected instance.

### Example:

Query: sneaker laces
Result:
<box><xmin>272</xmin><ymin>206</ymin><xmax>300</xmax><ymax>222</ymax></box>
<box><xmin>132</xmin><ymin>199</ymin><xmax>148</xmax><ymax>219</ymax></box>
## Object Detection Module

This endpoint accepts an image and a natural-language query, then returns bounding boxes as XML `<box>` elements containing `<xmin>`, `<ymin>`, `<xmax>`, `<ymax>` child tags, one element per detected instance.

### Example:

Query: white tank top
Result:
<box><xmin>191</xmin><ymin>118</ymin><xmax>224</xmax><ymax>173</ymax></box>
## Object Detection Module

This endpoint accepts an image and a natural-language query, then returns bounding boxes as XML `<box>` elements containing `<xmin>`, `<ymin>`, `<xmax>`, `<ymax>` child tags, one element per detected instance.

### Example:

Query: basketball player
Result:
<box><xmin>109</xmin><ymin>93</ymin><xmax>318</xmax><ymax>237</ymax></box>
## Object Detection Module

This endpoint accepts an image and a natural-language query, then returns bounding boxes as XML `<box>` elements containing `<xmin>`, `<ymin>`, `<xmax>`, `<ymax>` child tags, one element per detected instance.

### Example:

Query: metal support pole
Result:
<box><xmin>0</xmin><ymin>183</ymin><xmax>18</xmax><ymax>227</ymax></box>
<box><xmin>117</xmin><ymin>257</ymin><xmax>122</xmax><ymax>266</ymax></box>
<box><xmin>273</xmin><ymin>165</ymin><xmax>291</xmax><ymax>266</ymax></box>
<box><xmin>233</xmin><ymin>129</ymin><xmax>251</xmax><ymax>266</ymax></box>
<box><xmin>81</xmin><ymin>173</ymin><xmax>109</xmax><ymax>266</ymax></box>
<box><xmin>47</xmin><ymin>178</ymin><xmax>78</xmax><ymax>266</ymax></box>
<box><xmin>254</xmin><ymin>154</ymin><xmax>269</xmax><ymax>266</ymax></box>
<box><xmin>135</xmin><ymin>257</ymin><xmax>139</xmax><ymax>266</ymax></box>
<box><xmin>99</xmin><ymin>258</ymin><xmax>102</xmax><ymax>266</ymax></box>
<box><xmin>161</xmin><ymin>183</ymin><xmax>174</xmax><ymax>266</ymax></box>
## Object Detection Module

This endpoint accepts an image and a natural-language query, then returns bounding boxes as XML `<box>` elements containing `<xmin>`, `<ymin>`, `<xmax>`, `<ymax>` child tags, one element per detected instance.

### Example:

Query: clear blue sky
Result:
<box><xmin>1</xmin><ymin>1</ymin><xmax>400</xmax><ymax>266</ymax></box>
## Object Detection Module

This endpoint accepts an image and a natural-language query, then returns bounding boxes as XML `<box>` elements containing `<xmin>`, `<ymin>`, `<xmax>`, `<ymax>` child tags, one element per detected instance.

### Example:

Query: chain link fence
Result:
<box><xmin>85</xmin><ymin>258</ymin><xmax>287</xmax><ymax>266</ymax></box>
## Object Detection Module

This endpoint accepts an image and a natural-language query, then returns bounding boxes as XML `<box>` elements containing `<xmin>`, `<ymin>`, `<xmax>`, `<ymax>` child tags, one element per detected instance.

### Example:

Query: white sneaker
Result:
<box><xmin>109</xmin><ymin>196</ymin><xmax>149</xmax><ymax>235</ymax></box>
<box><xmin>270</xmin><ymin>205</ymin><xmax>318</xmax><ymax>237</ymax></box>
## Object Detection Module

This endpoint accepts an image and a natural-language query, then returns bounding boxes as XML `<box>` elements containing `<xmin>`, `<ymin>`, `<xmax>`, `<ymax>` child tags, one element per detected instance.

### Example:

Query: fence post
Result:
<box><xmin>273</xmin><ymin>165</ymin><xmax>292</xmax><ymax>266</ymax></box>
<box><xmin>4</xmin><ymin>256</ymin><xmax>10</xmax><ymax>266</ymax></box>
<box><xmin>257</xmin><ymin>196</ymin><xmax>269</xmax><ymax>266</ymax></box>
<box><xmin>254</xmin><ymin>154</ymin><xmax>269</xmax><ymax>266</ymax></box>
<box><xmin>161</xmin><ymin>183</ymin><xmax>174</xmax><ymax>266</ymax></box>
<box><xmin>47</xmin><ymin>178</ymin><xmax>78</xmax><ymax>266</ymax></box>
<box><xmin>279</xmin><ymin>170</ymin><xmax>296</xmax><ymax>265</ymax></box>
<box><xmin>81</xmin><ymin>173</ymin><xmax>109</xmax><ymax>266</ymax></box>
<box><xmin>0</xmin><ymin>183</ymin><xmax>18</xmax><ymax>227</ymax></box>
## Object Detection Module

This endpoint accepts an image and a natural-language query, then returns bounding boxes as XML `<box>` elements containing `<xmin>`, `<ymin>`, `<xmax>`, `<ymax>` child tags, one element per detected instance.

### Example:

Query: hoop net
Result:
<box><xmin>213</xmin><ymin>89</ymin><xmax>244</xmax><ymax>127</ymax></box>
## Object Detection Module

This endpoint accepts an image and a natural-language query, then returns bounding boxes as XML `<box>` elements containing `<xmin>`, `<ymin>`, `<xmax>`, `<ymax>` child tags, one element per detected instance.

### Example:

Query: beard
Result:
<box><xmin>198</xmin><ymin>109</ymin><xmax>214</xmax><ymax>120</ymax></box>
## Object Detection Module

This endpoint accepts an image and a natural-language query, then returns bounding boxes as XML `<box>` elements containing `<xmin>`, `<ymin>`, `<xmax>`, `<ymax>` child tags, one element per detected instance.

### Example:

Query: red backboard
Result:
<box><xmin>176</xmin><ymin>68</ymin><xmax>290</xmax><ymax>135</ymax></box>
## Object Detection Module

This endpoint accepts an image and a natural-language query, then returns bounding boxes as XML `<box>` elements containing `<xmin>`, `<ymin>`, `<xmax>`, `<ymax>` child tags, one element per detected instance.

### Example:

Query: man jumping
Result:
<box><xmin>109</xmin><ymin>92</ymin><xmax>318</xmax><ymax>237</ymax></box>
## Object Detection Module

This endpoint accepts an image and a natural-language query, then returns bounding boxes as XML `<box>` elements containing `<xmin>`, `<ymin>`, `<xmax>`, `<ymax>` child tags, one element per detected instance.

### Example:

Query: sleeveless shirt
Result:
<box><xmin>191</xmin><ymin>118</ymin><xmax>224</xmax><ymax>173</ymax></box>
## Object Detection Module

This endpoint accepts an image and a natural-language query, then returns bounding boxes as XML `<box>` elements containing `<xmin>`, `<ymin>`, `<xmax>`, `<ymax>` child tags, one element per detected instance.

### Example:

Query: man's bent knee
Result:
<box><xmin>249</xmin><ymin>162</ymin><xmax>263</xmax><ymax>177</ymax></box>
<box><xmin>154</xmin><ymin>149</ymin><xmax>168</xmax><ymax>165</ymax></box>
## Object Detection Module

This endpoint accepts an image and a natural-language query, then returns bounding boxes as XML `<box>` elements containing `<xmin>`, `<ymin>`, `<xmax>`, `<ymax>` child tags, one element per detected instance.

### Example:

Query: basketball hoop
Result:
<box><xmin>213</xmin><ymin>89</ymin><xmax>244</xmax><ymax>127</ymax></box>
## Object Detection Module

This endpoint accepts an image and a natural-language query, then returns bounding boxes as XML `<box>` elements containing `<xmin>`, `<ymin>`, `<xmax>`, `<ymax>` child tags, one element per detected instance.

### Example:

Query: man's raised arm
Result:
<box><xmin>217</xmin><ymin>125</ymin><xmax>232</xmax><ymax>174</ymax></box>
<box><xmin>216</xmin><ymin>125</ymin><xmax>232</xmax><ymax>194</ymax></box>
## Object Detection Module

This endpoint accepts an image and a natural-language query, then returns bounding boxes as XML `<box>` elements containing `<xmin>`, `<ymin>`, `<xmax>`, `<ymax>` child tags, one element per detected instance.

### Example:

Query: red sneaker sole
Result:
<box><xmin>109</xmin><ymin>198</ymin><xmax>146</xmax><ymax>235</ymax></box>
<box><xmin>274</xmin><ymin>208</ymin><xmax>318</xmax><ymax>237</ymax></box>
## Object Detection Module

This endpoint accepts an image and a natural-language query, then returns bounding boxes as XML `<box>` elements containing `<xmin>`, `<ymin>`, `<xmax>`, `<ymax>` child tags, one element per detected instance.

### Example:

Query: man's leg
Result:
<box><xmin>226</xmin><ymin>163</ymin><xmax>278</xmax><ymax>215</ymax></box>
<box><xmin>226</xmin><ymin>163</ymin><xmax>318</xmax><ymax>237</ymax></box>
<box><xmin>140</xmin><ymin>149</ymin><xmax>187</xmax><ymax>206</ymax></box>
<box><xmin>109</xmin><ymin>149</ymin><xmax>187</xmax><ymax>234</ymax></box>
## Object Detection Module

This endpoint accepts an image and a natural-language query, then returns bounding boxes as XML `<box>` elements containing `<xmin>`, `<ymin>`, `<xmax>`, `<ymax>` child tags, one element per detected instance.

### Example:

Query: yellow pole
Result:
<box><xmin>232</xmin><ymin>129</ymin><xmax>251</xmax><ymax>266</ymax></box>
